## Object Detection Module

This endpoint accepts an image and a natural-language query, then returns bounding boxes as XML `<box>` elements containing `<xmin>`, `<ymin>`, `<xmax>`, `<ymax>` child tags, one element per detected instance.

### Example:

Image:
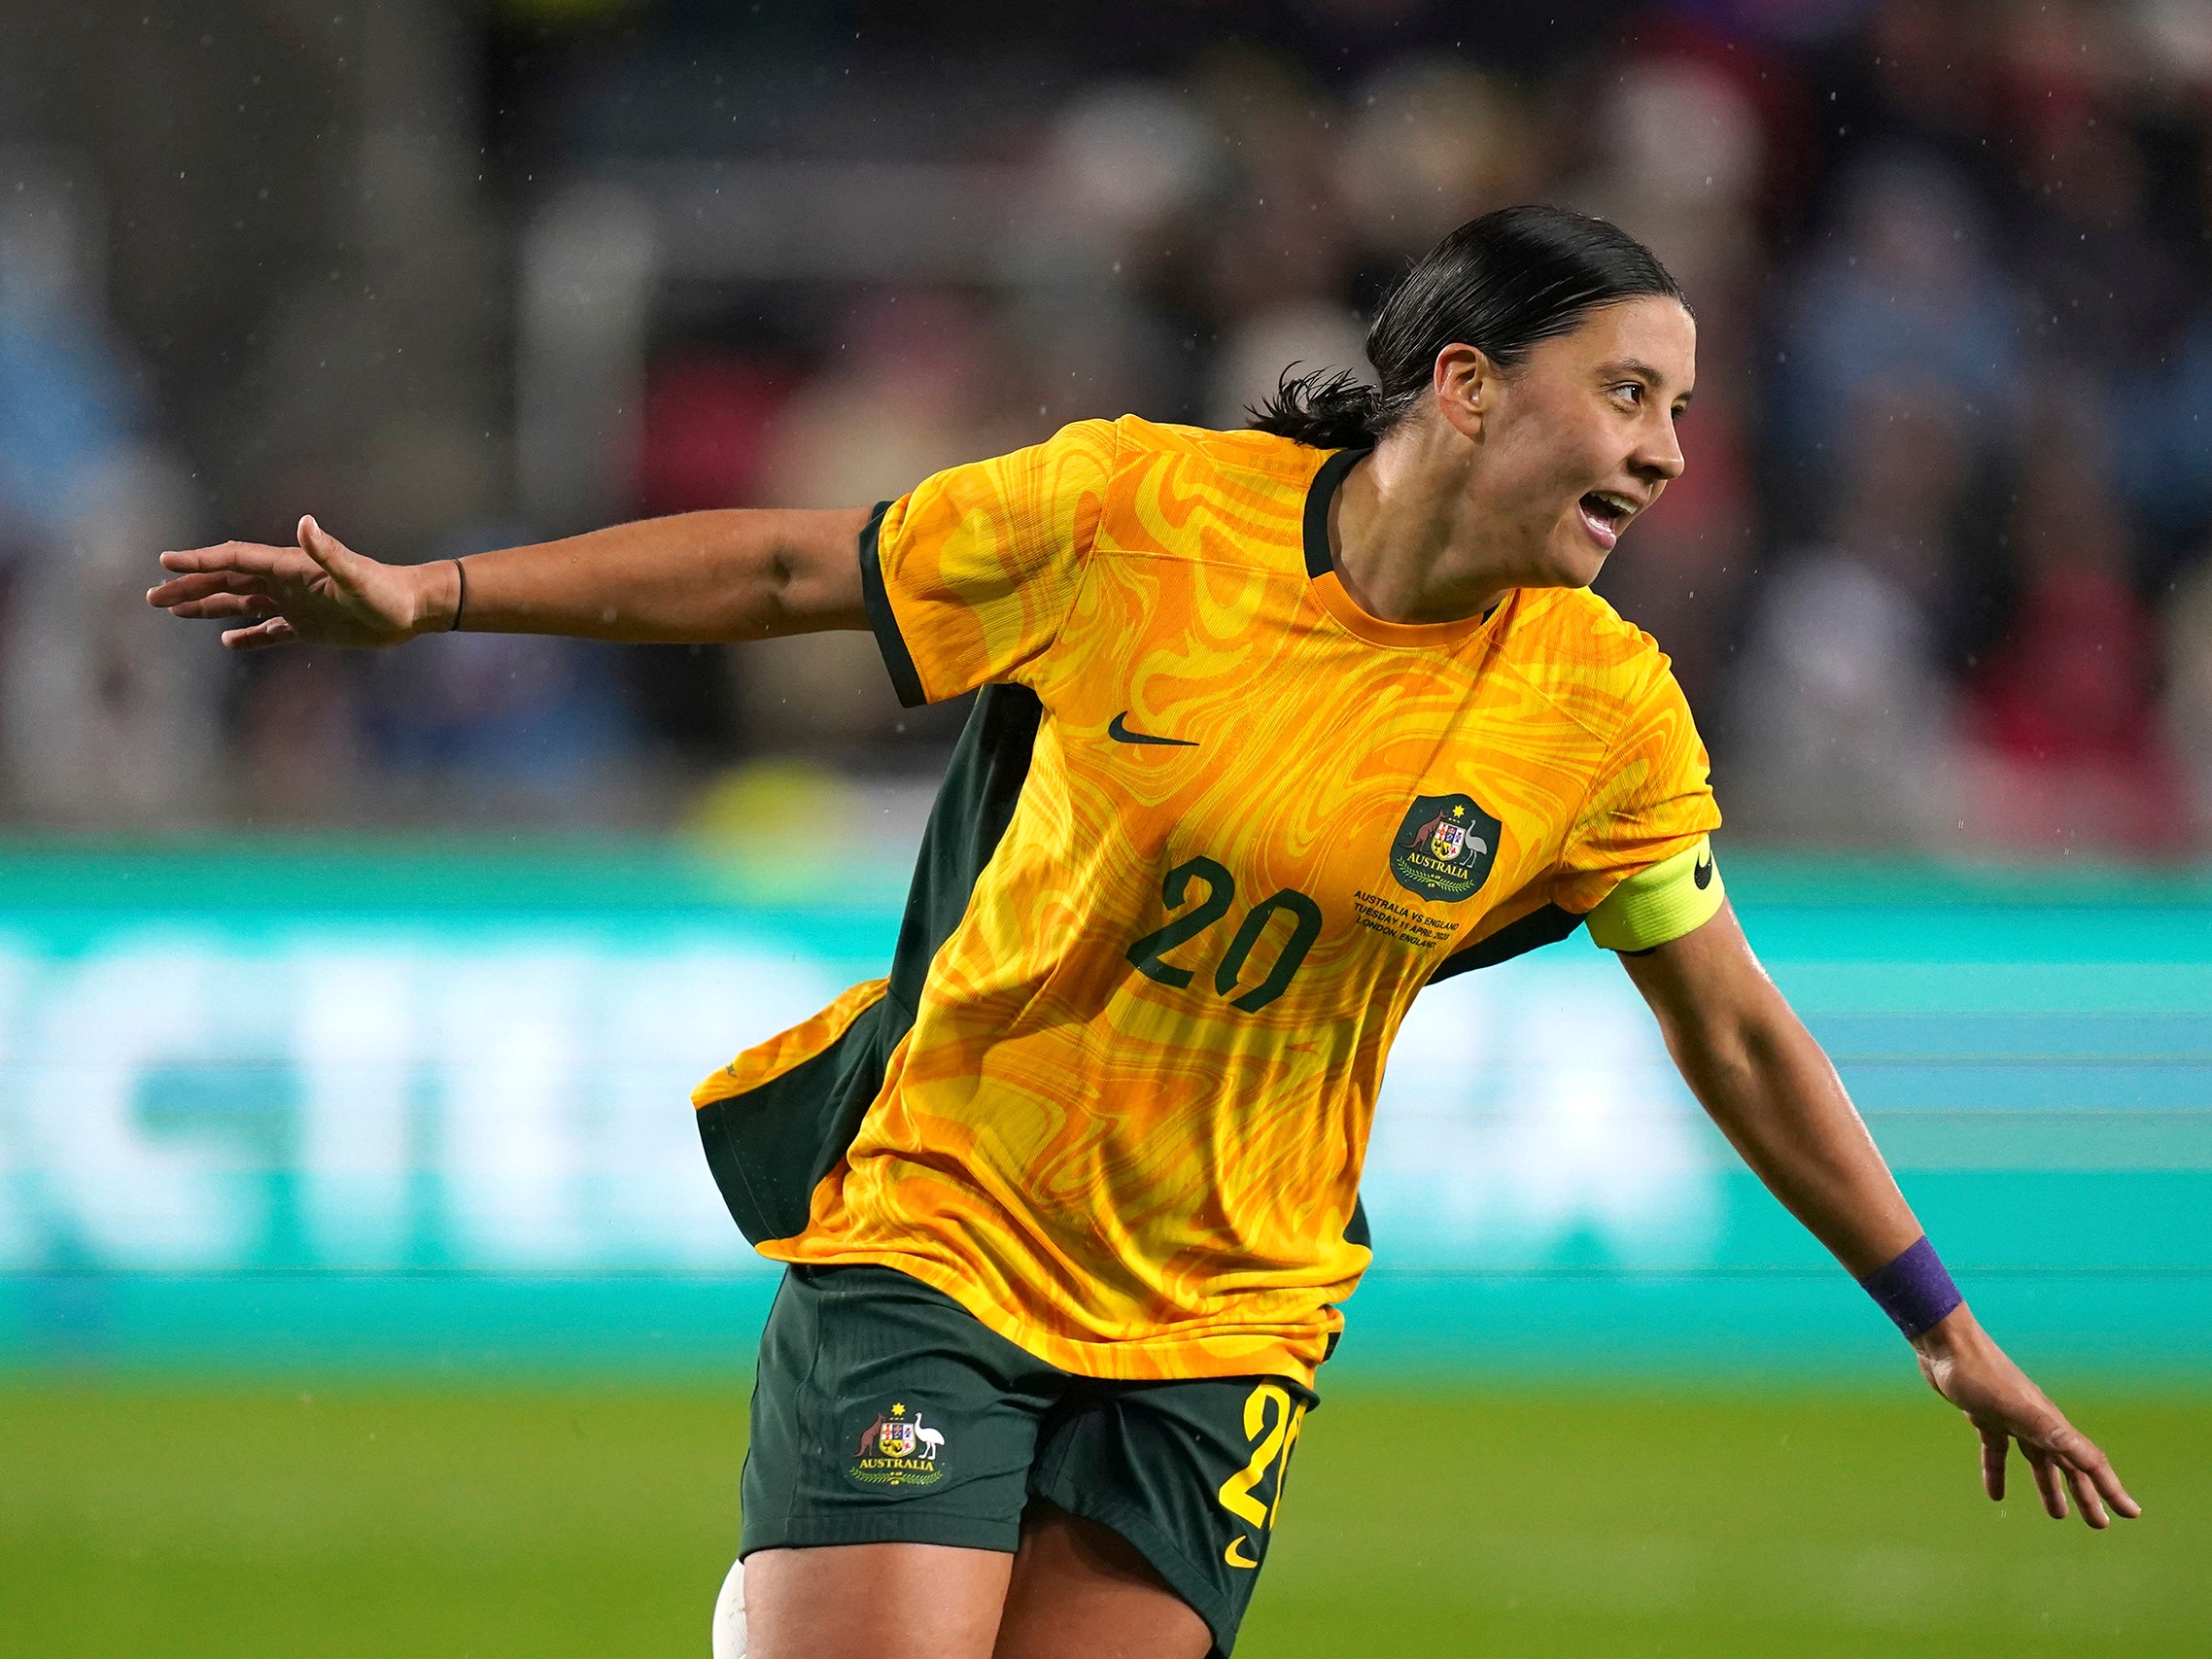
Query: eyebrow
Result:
<box><xmin>1596</xmin><ymin>358</ymin><xmax>1694</xmax><ymax>405</ymax></box>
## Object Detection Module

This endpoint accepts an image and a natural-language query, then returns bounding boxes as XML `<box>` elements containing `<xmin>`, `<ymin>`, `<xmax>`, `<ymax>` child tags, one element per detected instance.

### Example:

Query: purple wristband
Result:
<box><xmin>1859</xmin><ymin>1235</ymin><xmax>1962</xmax><ymax>1338</ymax></box>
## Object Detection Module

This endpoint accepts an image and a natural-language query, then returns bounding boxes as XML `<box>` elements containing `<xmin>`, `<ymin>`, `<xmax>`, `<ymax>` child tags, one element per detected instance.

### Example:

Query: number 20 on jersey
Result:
<box><xmin>1125</xmin><ymin>856</ymin><xmax>1322</xmax><ymax>1014</ymax></box>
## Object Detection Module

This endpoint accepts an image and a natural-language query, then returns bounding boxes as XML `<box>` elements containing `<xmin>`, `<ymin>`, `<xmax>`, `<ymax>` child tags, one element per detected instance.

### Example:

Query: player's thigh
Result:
<box><xmin>992</xmin><ymin>1498</ymin><xmax>1211</xmax><ymax>1659</ymax></box>
<box><xmin>1020</xmin><ymin>1373</ymin><xmax>1317</xmax><ymax>1658</ymax></box>
<box><xmin>747</xmin><ymin>1539</ymin><xmax>1013</xmax><ymax>1659</ymax></box>
<box><xmin>739</xmin><ymin>1264</ymin><xmax>1064</xmax><ymax>1645</ymax></box>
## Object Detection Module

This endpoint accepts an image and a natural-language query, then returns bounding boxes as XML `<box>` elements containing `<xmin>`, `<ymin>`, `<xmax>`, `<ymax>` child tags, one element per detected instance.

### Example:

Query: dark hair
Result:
<box><xmin>1249</xmin><ymin>205</ymin><xmax>1689</xmax><ymax>448</ymax></box>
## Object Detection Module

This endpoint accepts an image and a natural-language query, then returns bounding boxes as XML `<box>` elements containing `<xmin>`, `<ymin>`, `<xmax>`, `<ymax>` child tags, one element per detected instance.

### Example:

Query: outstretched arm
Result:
<box><xmin>1619</xmin><ymin>903</ymin><xmax>2141</xmax><ymax>1529</ymax></box>
<box><xmin>147</xmin><ymin>507</ymin><xmax>873</xmax><ymax>650</ymax></box>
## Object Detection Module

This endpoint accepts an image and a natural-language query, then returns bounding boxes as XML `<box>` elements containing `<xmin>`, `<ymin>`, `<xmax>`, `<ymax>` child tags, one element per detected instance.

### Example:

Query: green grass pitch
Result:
<box><xmin>2</xmin><ymin>1377</ymin><xmax>2202</xmax><ymax>1657</ymax></box>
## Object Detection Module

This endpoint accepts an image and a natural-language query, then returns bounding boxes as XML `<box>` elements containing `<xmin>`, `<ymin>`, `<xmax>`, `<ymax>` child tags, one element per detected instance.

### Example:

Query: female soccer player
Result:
<box><xmin>150</xmin><ymin>207</ymin><xmax>2136</xmax><ymax>1659</ymax></box>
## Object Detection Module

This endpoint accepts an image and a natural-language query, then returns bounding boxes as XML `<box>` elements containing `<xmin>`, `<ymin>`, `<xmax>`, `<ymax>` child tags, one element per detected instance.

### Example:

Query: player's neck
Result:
<box><xmin>1329</xmin><ymin>428</ymin><xmax>1514</xmax><ymax>628</ymax></box>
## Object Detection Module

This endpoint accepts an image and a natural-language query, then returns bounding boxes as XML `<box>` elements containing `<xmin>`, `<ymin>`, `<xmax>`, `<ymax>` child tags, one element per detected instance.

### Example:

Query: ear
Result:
<box><xmin>1432</xmin><ymin>344</ymin><xmax>1498</xmax><ymax>442</ymax></box>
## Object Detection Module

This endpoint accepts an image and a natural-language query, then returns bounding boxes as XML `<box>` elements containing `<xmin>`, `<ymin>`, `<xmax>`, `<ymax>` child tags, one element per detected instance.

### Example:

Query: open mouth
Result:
<box><xmin>1576</xmin><ymin>491</ymin><xmax>1635</xmax><ymax>549</ymax></box>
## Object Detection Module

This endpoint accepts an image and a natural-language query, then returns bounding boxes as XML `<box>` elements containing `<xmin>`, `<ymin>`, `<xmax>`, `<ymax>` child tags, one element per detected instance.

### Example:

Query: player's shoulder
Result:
<box><xmin>1020</xmin><ymin>415</ymin><xmax>1320</xmax><ymax>498</ymax></box>
<box><xmin>1496</xmin><ymin>586</ymin><xmax>1683</xmax><ymax>741</ymax></box>
<box><xmin>1102</xmin><ymin>414</ymin><xmax>1325</xmax><ymax>482</ymax></box>
<box><xmin>1089</xmin><ymin>417</ymin><xmax>1323</xmax><ymax>570</ymax></box>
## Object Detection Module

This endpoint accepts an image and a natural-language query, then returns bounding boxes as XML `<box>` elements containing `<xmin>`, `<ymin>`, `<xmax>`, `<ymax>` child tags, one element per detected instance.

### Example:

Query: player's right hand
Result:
<box><xmin>148</xmin><ymin>515</ymin><xmax>453</xmax><ymax>650</ymax></box>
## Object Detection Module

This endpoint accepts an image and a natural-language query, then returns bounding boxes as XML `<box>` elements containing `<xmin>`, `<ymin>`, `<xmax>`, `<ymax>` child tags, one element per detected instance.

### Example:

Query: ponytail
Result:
<box><xmin>1249</xmin><ymin>366</ymin><xmax>1387</xmax><ymax>449</ymax></box>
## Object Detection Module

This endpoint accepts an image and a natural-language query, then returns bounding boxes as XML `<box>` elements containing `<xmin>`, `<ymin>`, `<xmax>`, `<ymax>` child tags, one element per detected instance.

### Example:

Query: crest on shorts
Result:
<box><xmin>1389</xmin><ymin>793</ymin><xmax>1502</xmax><ymax>903</ymax></box>
<box><xmin>847</xmin><ymin>1401</ymin><xmax>948</xmax><ymax>1489</ymax></box>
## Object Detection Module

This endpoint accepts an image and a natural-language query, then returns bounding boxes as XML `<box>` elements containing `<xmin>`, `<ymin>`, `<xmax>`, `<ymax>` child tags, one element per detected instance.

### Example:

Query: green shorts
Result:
<box><xmin>739</xmin><ymin>1263</ymin><xmax>1318</xmax><ymax>1657</ymax></box>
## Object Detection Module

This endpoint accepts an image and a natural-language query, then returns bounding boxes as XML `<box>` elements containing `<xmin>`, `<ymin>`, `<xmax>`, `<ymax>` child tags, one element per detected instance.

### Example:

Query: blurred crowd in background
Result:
<box><xmin>5</xmin><ymin>0</ymin><xmax>2212</xmax><ymax>857</ymax></box>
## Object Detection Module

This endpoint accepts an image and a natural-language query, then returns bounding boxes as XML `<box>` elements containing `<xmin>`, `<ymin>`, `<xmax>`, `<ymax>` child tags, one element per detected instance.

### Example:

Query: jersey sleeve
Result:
<box><xmin>1555</xmin><ymin>665</ymin><xmax>1724</xmax><ymax>950</ymax></box>
<box><xmin>859</xmin><ymin>418</ymin><xmax>1122</xmax><ymax>707</ymax></box>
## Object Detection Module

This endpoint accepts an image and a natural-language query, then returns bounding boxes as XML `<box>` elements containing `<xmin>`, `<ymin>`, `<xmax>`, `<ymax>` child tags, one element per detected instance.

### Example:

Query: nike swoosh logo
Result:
<box><xmin>1224</xmin><ymin>1536</ymin><xmax>1260</xmax><ymax>1569</ymax></box>
<box><xmin>1694</xmin><ymin>855</ymin><xmax>1714</xmax><ymax>890</ymax></box>
<box><xmin>1108</xmin><ymin>711</ymin><xmax>1199</xmax><ymax>747</ymax></box>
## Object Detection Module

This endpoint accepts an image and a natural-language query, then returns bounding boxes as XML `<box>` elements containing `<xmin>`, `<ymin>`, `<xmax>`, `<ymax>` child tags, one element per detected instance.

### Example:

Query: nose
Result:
<box><xmin>1632</xmin><ymin>413</ymin><xmax>1686</xmax><ymax>486</ymax></box>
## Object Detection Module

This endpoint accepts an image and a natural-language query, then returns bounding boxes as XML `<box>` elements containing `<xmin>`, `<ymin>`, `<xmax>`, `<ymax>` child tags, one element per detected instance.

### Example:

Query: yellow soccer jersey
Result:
<box><xmin>694</xmin><ymin>417</ymin><xmax>1723</xmax><ymax>1385</ymax></box>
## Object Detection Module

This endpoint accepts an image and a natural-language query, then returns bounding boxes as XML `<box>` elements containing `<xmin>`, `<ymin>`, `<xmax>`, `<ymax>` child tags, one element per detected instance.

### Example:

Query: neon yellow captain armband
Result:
<box><xmin>1584</xmin><ymin>836</ymin><xmax>1724</xmax><ymax>953</ymax></box>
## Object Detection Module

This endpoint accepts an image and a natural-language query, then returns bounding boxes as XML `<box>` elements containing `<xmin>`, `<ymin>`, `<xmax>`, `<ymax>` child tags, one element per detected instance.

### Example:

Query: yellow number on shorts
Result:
<box><xmin>1268</xmin><ymin>1397</ymin><xmax>1305</xmax><ymax>1528</ymax></box>
<box><xmin>1216</xmin><ymin>1382</ymin><xmax>1305</xmax><ymax>1530</ymax></box>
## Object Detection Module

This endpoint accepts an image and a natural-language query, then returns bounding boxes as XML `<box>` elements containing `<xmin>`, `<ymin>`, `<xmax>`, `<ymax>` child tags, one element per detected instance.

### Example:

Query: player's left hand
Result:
<box><xmin>1912</xmin><ymin>1306</ymin><xmax>2140</xmax><ymax>1527</ymax></box>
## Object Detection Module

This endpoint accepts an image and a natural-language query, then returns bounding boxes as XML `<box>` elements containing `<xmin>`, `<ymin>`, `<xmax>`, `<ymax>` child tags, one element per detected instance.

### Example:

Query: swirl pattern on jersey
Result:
<box><xmin>700</xmin><ymin>418</ymin><xmax>1720</xmax><ymax>1385</ymax></box>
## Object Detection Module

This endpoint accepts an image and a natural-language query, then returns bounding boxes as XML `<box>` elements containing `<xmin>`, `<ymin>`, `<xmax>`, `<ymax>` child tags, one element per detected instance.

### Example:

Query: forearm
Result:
<box><xmin>417</xmin><ymin>507</ymin><xmax>873</xmax><ymax>644</ymax></box>
<box><xmin>1694</xmin><ymin>1000</ymin><xmax>2135</xmax><ymax>1523</ymax></box>
<box><xmin>1655</xmin><ymin>976</ymin><xmax>1922</xmax><ymax>1278</ymax></box>
<box><xmin>1621</xmin><ymin>911</ymin><xmax>2136</xmax><ymax>1525</ymax></box>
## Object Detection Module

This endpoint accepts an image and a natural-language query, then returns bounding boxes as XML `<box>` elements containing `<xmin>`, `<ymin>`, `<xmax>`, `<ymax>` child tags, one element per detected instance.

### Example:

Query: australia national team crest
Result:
<box><xmin>847</xmin><ymin>1401</ymin><xmax>949</xmax><ymax>1489</ymax></box>
<box><xmin>1390</xmin><ymin>793</ymin><xmax>1503</xmax><ymax>903</ymax></box>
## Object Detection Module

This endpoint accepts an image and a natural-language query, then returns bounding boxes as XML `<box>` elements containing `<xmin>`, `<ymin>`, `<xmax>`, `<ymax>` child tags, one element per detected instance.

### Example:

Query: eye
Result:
<box><xmin>1611</xmin><ymin>382</ymin><xmax>1644</xmax><ymax>407</ymax></box>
